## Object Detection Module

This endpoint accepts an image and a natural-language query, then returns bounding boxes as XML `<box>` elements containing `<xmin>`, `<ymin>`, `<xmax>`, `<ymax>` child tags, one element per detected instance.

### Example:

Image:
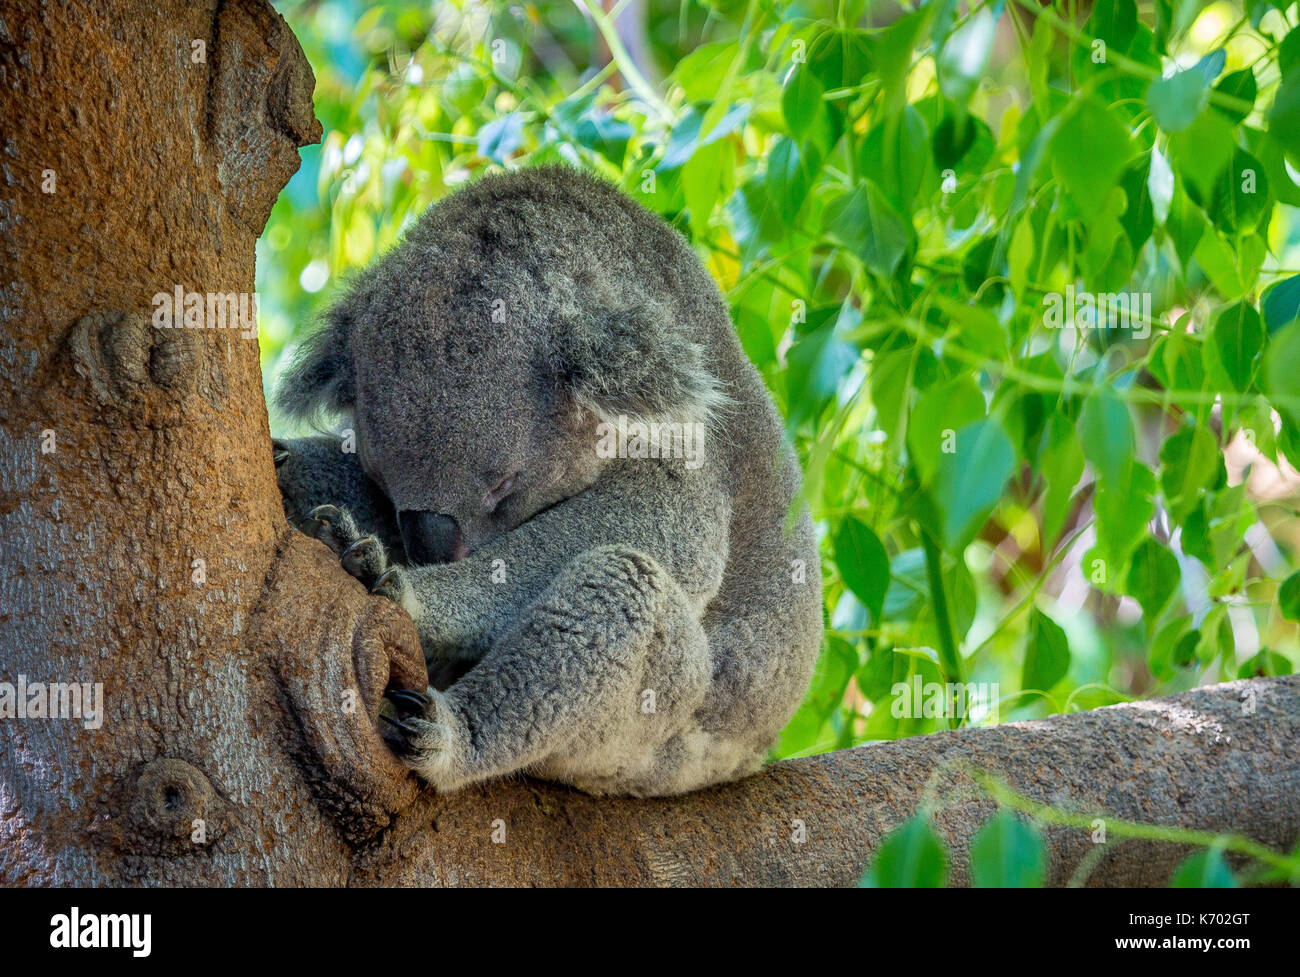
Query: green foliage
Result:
<box><xmin>261</xmin><ymin>0</ymin><xmax>1300</xmax><ymax>765</ymax></box>
<box><xmin>970</xmin><ymin>811</ymin><xmax>1048</xmax><ymax>887</ymax></box>
<box><xmin>860</xmin><ymin>813</ymin><xmax>949</xmax><ymax>887</ymax></box>
<box><xmin>1170</xmin><ymin>847</ymin><xmax>1239</xmax><ymax>887</ymax></box>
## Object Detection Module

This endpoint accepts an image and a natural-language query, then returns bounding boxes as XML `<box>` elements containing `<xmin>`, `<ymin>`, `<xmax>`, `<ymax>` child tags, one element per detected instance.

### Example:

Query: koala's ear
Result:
<box><xmin>274</xmin><ymin>304</ymin><xmax>355</xmax><ymax>423</ymax></box>
<box><xmin>560</xmin><ymin>302</ymin><xmax>727</xmax><ymax>427</ymax></box>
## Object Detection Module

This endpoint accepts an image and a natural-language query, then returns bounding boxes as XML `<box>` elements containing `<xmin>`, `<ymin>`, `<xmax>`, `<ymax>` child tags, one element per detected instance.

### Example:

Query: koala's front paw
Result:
<box><xmin>380</xmin><ymin>688</ymin><xmax>463</xmax><ymax>790</ymax></box>
<box><xmin>299</xmin><ymin>503</ymin><xmax>409</xmax><ymax>605</ymax></box>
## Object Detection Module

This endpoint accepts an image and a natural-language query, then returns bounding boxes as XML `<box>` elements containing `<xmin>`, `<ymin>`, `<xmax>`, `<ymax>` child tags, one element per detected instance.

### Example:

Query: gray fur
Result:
<box><xmin>273</xmin><ymin>165</ymin><xmax>822</xmax><ymax>797</ymax></box>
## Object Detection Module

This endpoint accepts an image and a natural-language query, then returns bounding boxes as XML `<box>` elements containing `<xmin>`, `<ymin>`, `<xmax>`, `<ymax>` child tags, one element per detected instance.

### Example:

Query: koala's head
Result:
<box><xmin>274</xmin><ymin>218</ymin><xmax>723</xmax><ymax>565</ymax></box>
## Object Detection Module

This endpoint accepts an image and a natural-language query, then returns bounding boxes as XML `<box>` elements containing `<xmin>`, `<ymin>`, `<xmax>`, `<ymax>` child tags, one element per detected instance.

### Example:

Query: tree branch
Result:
<box><xmin>350</xmin><ymin>675</ymin><xmax>1299</xmax><ymax>887</ymax></box>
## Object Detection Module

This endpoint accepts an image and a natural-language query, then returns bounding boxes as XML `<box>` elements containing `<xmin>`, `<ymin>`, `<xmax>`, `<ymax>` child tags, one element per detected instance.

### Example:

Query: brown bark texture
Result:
<box><xmin>0</xmin><ymin>0</ymin><xmax>1295</xmax><ymax>888</ymax></box>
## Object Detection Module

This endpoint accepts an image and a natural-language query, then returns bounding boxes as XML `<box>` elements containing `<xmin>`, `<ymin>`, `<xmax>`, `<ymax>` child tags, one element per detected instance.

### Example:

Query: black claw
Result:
<box><xmin>273</xmin><ymin>450</ymin><xmax>290</xmax><ymax>467</ymax></box>
<box><xmin>305</xmin><ymin>504</ymin><xmax>338</xmax><ymax>525</ymax></box>
<box><xmin>379</xmin><ymin>713</ymin><xmax>420</xmax><ymax>756</ymax></box>
<box><xmin>380</xmin><ymin>713</ymin><xmax>419</xmax><ymax>735</ymax></box>
<box><xmin>340</xmin><ymin>537</ymin><xmax>370</xmax><ymax>562</ymax></box>
<box><xmin>371</xmin><ymin>568</ymin><xmax>399</xmax><ymax>593</ymax></box>
<box><xmin>387</xmin><ymin>688</ymin><xmax>429</xmax><ymax>714</ymax></box>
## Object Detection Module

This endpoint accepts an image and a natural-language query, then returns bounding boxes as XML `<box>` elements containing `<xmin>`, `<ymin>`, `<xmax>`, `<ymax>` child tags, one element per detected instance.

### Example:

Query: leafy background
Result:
<box><xmin>260</xmin><ymin>0</ymin><xmax>1300</xmax><ymax>882</ymax></box>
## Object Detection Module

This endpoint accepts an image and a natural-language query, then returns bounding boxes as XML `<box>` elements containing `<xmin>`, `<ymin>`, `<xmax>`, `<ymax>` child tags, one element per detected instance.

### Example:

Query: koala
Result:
<box><xmin>272</xmin><ymin>164</ymin><xmax>822</xmax><ymax>797</ymax></box>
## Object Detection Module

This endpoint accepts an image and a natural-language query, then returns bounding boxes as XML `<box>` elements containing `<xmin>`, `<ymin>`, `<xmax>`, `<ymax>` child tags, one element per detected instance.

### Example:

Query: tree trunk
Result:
<box><xmin>1</xmin><ymin>0</ymin><xmax>1295</xmax><ymax>888</ymax></box>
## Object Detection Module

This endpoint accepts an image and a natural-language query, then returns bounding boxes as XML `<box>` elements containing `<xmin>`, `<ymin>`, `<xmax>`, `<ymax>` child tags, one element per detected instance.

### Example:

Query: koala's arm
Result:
<box><xmin>404</xmin><ymin>462</ymin><xmax>729</xmax><ymax>661</ymax></box>
<box><xmin>273</xmin><ymin>436</ymin><xmax>402</xmax><ymax>554</ymax></box>
<box><xmin>303</xmin><ymin>464</ymin><xmax>737</xmax><ymax>795</ymax></box>
<box><xmin>299</xmin><ymin>460</ymin><xmax>728</xmax><ymax>667</ymax></box>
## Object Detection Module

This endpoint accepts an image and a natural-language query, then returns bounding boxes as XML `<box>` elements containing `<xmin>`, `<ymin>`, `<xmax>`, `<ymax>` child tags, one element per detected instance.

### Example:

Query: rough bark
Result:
<box><xmin>354</xmin><ymin>675</ymin><xmax>1298</xmax><ymax>887</ymax></box>
<box><xmin>0</xmin><ymin>0</ymin><xmax>1295</xmax><ymax>889</ymax></box>
<box><xmin>0</xmin><ymin>0</ymin><xmax>424</xmax><ymax>886</ymax></box>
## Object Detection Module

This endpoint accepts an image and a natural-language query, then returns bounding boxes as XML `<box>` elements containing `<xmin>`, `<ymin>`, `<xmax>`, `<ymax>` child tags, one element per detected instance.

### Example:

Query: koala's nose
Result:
<box><xmin>398</xmin><ymin>510</ymin><xmax>467</xmax><ymax>564</ymax></box>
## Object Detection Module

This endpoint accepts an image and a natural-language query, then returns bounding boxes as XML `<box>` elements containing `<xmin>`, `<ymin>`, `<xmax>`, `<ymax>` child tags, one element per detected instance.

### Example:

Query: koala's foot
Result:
<box><xmin>379</xmin><ymin>687</ymin><xmax>465</xmax><ymax>790</ymax></box>
<box><xmin>299</xmin><ymin>503</ymin><xmax>409</xmax><ymax>605</ymax></box>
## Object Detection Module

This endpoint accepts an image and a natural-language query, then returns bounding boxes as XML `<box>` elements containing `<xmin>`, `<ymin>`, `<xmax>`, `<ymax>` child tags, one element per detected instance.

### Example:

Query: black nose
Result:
<box><xmin>398</xmin><ymin>510</ymin><xmax>464</xmax><ymax>564</ymax></box>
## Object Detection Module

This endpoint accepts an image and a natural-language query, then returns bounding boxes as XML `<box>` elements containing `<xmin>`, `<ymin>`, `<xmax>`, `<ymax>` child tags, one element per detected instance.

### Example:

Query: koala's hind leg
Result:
<box><xmin>383</xmin><ymin>545</ymin><xmax>714</xmax><ymax>795</ymax></box>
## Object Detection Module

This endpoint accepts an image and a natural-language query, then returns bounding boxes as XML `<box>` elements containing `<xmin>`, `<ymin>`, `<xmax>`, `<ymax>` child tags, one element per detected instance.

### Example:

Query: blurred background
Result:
<box><xmin>260</xmin><ymin>0</ymin><xmax>1300</xmax><ymax>761</ymax></box>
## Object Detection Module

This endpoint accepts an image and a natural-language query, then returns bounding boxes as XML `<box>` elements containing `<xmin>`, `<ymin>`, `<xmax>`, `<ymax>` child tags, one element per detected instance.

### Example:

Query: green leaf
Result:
<box><xmin>869</xmin><ymin>347</ymin><xmax>913</xmax><ymax>449</ymax></box>
<box><xmin>873</xmin><ymin>5</ymin><xmax>935</xmax><ymax>115</ymax></box>
<box><xmin>1049</xmin><ymin>97</ymin><xmax>1133</xmax><ymax>215</ymax></box>
<box><xmin>1147</xmin><ymin>54</ymin><xmax>1219</xmax><ymax>132</ymax></box>
<box><xmin>1247</xmin><ymin>128</ymin><xmax>1300</xmax><ymax>206</ymax></box>
<box><xmin>1165</xmin><ymin>187</ymin><xmax>1208</xmax><ymax>269</ymax></box>
<box><xmin>1262</xmin><ymin>274</ymin><xmax>1300</xmax><ymax>334</ymax></box>
<box><xmin>970</xmin><ymin>812</ymin><xmax>1047</xmax><ymax>888</ymax></box>
<box><xmin>1125</xmin><ymin>538</ymin><xmax>1181</xmax><ymax>623</ymax></box>
<box><xmin>1173</xmin><ymin>628</ymin><xmax>1201</xmax><ymax>667</ymax></box>
<box><xmin>1149</xmin><ymin>615</ymin><xmax>1195</xmax><ymax>678</ymax></box>
<box><xmin>1213</xmin><ymin>68</ymin><xmax>1257</xmax><ymax>124</ymax></box>
<box><xmin>1022</xmin><ymin>607</ymin><xmax>1071</xmax><ymax>691</ymax></box>
<box><xmin>1160</xmin><ymin>424</ymin><xmax>1223</xmax><ymax>521</ymax></box>
<box><xmin>932</xmin><ymin>111</ymin><xmax>994</xmax><ymax>173</ymax></box>
<box><xmin>1040</xmin><ymin>414</ymin><xmax>1086</xmax><ymax>546</ymax></box>
<box><xmin>782</xmin><ymin>65</ymin><xmax>839</xmax><ymax>156</ymax></box>
<box><xmin>785</xmin><ymin>301</ymin><xmax>861</xmax><ymax>429</ymax></box>
<box><xmin>1194</xmin><ymin>229</ymin><xmax>1264</xmax><ymax>299</ymax></box>
<box><xmin>1267</xmin><ymin>73</ymin><xmax>1300</xmax><ymax>164</ymax></box>
<box><xmin>1089</xmin><ymin>465</ymin><xmax>1157</xmax><ymax>587</ymax></box>
<box><xmin>1208</xmin><ymin>148</ymin><xmax>1270</xmax><ymax>234</ymax></box>
<box><xmin>860</xmin><ymin>106</ymin><xmax>929</xmax><ymax>214</ymax></box>
<box><xmin>1203</xmin><ymin>302</ymin><xmax>1264</xmax><ymax>393</ymax></box>
<box><xmin>572</xmin><ymin>112</ymin><xmax>634</xmax><ymax>166</ymax></box>
<box><xmin>908</xmin><ymin>375</ymin><xmax>986</xmax><ymax>485</ymax></box>
<box><xmin>1237</xmin><ymin>649</ymin><xmax>1293</xmax><ymax>677</ymax></box>
<box><xmin>1170</xmin><ymin>849</ymin><xmax>1238</xmax><ymax>888</ymax></box>
<box><xmin>807</xmin><ymin>27</ymin><xmax>873</xmax><ymax>95</ymax></box>
<box><xmin>834</xmin><ymin>517</ymin><xmax>890</xmax><ymax>627</ymax></box>
<box><xmin>1119</xmin><ymin>163</ymin><xmax>1155</xmax><ymax>250</ymax></box>
<box><xmin>476</xmin><ymin>113</ymin><xmax>523</xmax><ymax>164</ymax></box>
<box><xmin>1155</xmin><ymin>0</ymin><xmax>1202</xmax><ymax>54</ymax></box>
<box><xmin>826</xmin><ymin>182</ymin><xmax>912</xmax><ymax>279</ymax></box>
<box><xmin>803</xmin><ymin>635</ymin><xmax>859</xmax><ymax>718</ymax></box>
<box><xmin>1279</xmin><ymin>570</ymin><xmax>1300</xmax><ymax>621</ymax></box>
<box><xmin>659</xmin><ymin>103</ymin><xmax>748</xmax><ymax>171</ymax></box>
<box><xmin>764</xmin><ymin>136</ymin><xmax>821</xmax><ymax>224</ymax></box>
<box><xmin>938</xmin><ymin>7</ymin><xmax>996</xmax><ymax>107</ymax></box>
<box><xmin>1089</xmin><ymin>0</ymin><xmax>1138</xmax><ymax>53</ymax></box>
<box><xmin>682</xmin><ymin>140</ymin><xmax>727</xmax><ymax>236</ymax></box>
<box><xmin>442</xmin><ymin>62</ymin><xmax>488</xmax><ymax>116</ymax></box>
<box><xmin>1264</xmin><ymin>319</ymin><xmax>1300</xmax><ymax>427</ymax></box>
<box><xmin>671</xmin><ymin>41</ymin><xmax>742</xmax><ymax>103</ymax></box>
<box><xmin>1169</xmin><ymin>109</ymin><xmax>1237</xmax><ymax>204</ymax></box>
<box><xmin>934</xmin><ymin>419</ymin><xmax>1016</xmax><ymax>551</ymax></box>
<box><xmin>860</xmin><ymin>814</ymin><xmax>948</xmax><ymax>888</ymax></box>
<box><xmin>1079</xmin><ymin>387</ymin><xmax>1135</xmax><ymax>488</ymax></box>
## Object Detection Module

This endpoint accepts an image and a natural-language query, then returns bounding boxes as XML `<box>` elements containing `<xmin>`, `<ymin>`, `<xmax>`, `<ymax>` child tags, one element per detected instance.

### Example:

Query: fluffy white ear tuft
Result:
<box><xmin>562</xmin><ymin>303</ymin><xmax>731</xmax><ymax>433</ymax></box>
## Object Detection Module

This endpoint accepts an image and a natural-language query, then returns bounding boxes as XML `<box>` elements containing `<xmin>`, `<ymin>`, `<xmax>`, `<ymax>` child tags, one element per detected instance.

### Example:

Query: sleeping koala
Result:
<box><xmin>272</xmin><ymin>165</ymin><xmax>822</xmax><ymax>797</ymax></box>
